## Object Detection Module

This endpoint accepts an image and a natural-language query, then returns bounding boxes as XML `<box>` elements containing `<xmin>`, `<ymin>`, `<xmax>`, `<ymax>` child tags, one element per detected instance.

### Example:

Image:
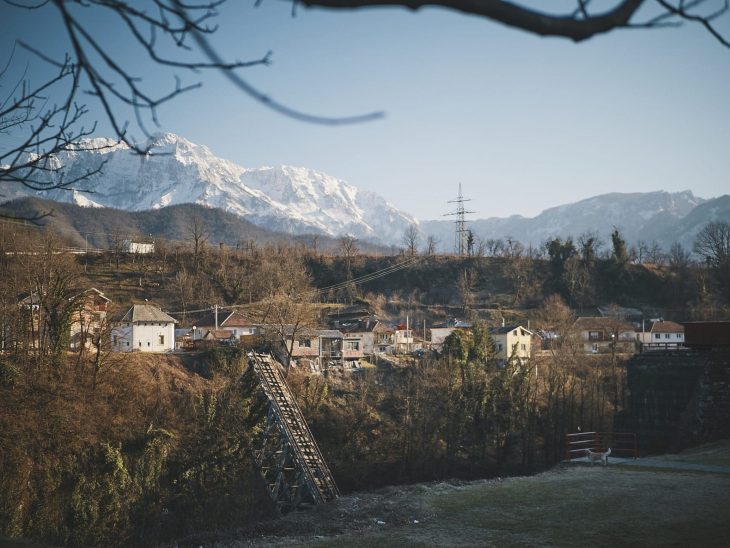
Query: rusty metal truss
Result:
<box><xmin>249</xmin><ymin>353</ymin><xmax>339</xmax><ymax>513</ymax></box>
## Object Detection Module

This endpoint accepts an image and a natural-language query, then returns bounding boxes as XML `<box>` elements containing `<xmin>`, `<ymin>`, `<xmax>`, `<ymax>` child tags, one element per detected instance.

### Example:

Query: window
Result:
<box><xmin>147</xmin><ymin>342</ymin><xmax>150</xmax><ymax>347</ymax></box>
<box><xmin>521</xmin><ymin>343</ymin><xmax>526</xmax><ymax>351</ymax></box>
<box><xmin>159</xmin><ymin>335</ymin><xmax>165</xmax><ymax>345</ymax></box>
<box><xmin>676</xmin><ymin>333</ymin><xmax>682</xmax><ymax>339</ymax></box>
<box><xmin>497</xmin><ymin>343</ymin><xmax>503</xmax><ymax>352</ymax></box>
<box><xmin>589</xmin><ymin>331</ymin><xmax>600</xmax><ymax>340</ymax></box>
<box><xmin>139</xmin><ymin>341</ymin><xmax>142</xmax><ymax>347</ymax></box>
<box><xmin>654</xmin><ymin>333</ymin><xmax>661</xmax><ymax>339</ymax></box>
<box><xmin>299</xmin><ymin>338</ymin><xmax>311</xmax><ymax>348</ymax></box>
<box><xmin>113</xmin><ymin>335</ymin><xmax>117</xmax><ymax>345</ymax></box>
<box><xmin>345</xmin><ymin>340</ymin><xmax>360</xmax><ymax>351</ymax></box>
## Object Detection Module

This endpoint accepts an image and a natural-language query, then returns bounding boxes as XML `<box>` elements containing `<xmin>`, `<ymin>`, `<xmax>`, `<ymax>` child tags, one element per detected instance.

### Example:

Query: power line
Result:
<box><xmin>444</xmin><ymin>183</ymin><xmax>475</xmax><ymax>256</ymax></box>
<box><xmin>166</xmin><ymin>255</ymin><xmax>422</xmax><ymax>316</ymax></box>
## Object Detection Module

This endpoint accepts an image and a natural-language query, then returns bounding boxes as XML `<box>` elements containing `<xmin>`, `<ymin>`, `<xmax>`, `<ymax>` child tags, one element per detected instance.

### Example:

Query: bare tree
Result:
<box><xmin>0</xmin><ymin>46</ymin><xmax>106</xmax><ymax>217</ymax></box>
<box><xmin>503</xmin><ymin>236</ymin><xmax>524</xmax><ymax>259</ymax></box>
<box><xmin>338</xmin><ymin>235</ymin><xmax>359</xmax><ymax>259</ymax></box>
<box><xmin>299</xmin><ymin>1</ymin><xmax>730</xmax><ymax>48</ymax></box>
<box><xmin>456</xmin><ymin>268</ymin><xmax>476</xmax><ymax>311</ymax></box>
<box><xmin>402</xmin><ymin>224</ymin><xmax>421</xmax><ymax>256</ymax></box>
<box><xmin>425</xmin><ymin>234</ymin><xmax>439</xmax><ymax>256</ymax></box>
<box><xmin>646</xmin><ymin>241</ymin><xmax>665</xmax><ymax>265</ymax></box>
<box><xmin>475</xmin><ymin>236</ymin><xmax>488</xmax><ymax>258</ymax></box>
<box><xmin>694</xmin><ymin>221</ymin><xmax>730</xmax><ymax>302</ymax></box>
<box><xmin>188</xmin><ymin>213</ymin><xmax>209</xmax><ymax>270</ymax></box>
<box><xmin>257</xmin><ymin>252</ymin><xmax>317</xmax><ymax>372</ymax></box>
<box><xmin>668</xmin><ymin>241</ymin><xmax>691</xmax><ymax>270</ymax></box>
<box><xmin>486</xmin><ymin>238</ymin><xmax>505</xmax><ymax>257</ymax></box>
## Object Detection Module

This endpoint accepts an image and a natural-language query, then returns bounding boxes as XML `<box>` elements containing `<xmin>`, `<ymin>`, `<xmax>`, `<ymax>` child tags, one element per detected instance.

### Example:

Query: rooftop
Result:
<box><xmin>120</xmin><ymin>304</ymin><xmax>177</xmax><ymax>324</ymax></box>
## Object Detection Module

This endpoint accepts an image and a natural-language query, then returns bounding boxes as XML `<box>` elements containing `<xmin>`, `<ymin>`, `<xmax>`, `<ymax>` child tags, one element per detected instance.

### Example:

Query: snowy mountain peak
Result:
<box><xmin>17</xmin><ymin>133</ymin><xmax>417</xmax><ymax>245</ymax></box>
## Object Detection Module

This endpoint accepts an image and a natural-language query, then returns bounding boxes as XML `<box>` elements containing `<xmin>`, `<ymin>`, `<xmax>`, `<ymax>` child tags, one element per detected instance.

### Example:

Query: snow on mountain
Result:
<box><xmin>421</xmin><ymin>190</ymin><xmax>714</xmax><ymax>252</ymax></box>
<box><xmin>23</xmin><ymin>133</ymin><xmax>417</xmax><ymax>244</ymax></box>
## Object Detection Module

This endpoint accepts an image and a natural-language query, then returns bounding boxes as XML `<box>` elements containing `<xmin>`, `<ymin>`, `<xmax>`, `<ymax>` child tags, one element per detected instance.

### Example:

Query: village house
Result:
<box><xmin>572</xmin><ymin>316</ymin><xmax>636</xmax><ymax>354</ymax></box>
<box><xmin>69</xmin><ymin>288</ymin><xmax>112</xmax><ymax>350</ymax></box>
<box><xmin>112</xmin><ymin>304</ymin><xmax>176</xmax><ymax>352</ymax></box>
<box><xmin>328</xmin><ymin>305</ymin><xmax>402</xmax><ymax>357</ymax></box>
<box><xmin>636</xmin><ymin>320</ymin><xmax>685</xmax><ymax>350</ymax></box>
<box><xmin>201</xmin><ymin>329</ymin><xmax>236</xmax><ymax>346</ymax></box>
<box><xmin>192</xmin><ymin>310</ymin><xmax>260</xmax><ymax>342</ymax></box>
<box><xmin>336</xmin><ymin>318</ymin><xmax>375</xmax><ymax>356</ymax></box>
<box><xmin>394</xmin><ymin>323</ymin><xmax>418</xmax><ymax>354</ymax></box>
<box><xmin>373</xmin><ymin>323</ymin><xmax>395</xmax><ymax>354</ymax></box>
<box><xmin>342</xmin><ymin>333</ymin><xmax>365</xmax><ymax>368</ymax></box>
<box><xmin>489</xmin><ymin>324</ymin><xmax>534</xmax><ymax>364</ymax></box>
<box><xmin>276</xmin><ymin>327</ymin><xmax>345</xmax><ymax>372</ymax></box>
<box><xmin>430</xmin><ymin>319</ymin><xmax>472</xmax><ymax>352</ymax></box>
<box><xmin>123</xmin><ymin>239</ymin><xmax>155</xmax><ymax>254</ymax></box>
<box><xmin>175</xmin><ymin>327</ymin><xmax>195</xmax><ymax>351</ymax></box>
<box><xmin>15</xmin><ymin>287</ymin><xmax>111</xmax><ymax>352</ymax></box>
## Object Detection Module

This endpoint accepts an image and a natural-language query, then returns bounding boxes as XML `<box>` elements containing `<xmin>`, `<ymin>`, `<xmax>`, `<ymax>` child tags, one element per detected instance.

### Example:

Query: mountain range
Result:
<box><xmin>5</xmin><ymin>133</ymin><xmax>416</xmax><ymax>245</ymax></box>
<box><xmin>422</xmin><ymin>191</ymin><xmax>730</xmax><ymax>252</ymax></box>
<box><xmin>4</xmin><ymin>132</ymin><xmax>728</xmax><ymax>251</ymax></box>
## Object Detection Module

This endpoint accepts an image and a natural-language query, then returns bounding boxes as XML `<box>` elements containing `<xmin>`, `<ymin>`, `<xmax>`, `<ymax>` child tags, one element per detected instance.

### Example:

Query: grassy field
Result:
<box><xmin>211</xmin><ymin>443</ymin><xmax>730</xmax><ymax>547</ymax></box>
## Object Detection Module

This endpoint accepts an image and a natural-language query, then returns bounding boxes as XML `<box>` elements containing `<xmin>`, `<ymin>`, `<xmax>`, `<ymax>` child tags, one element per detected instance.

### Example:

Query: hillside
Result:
<box><xmin>0</xmin><ymin>351</ymin><xmax>273</xmax><ymax>546</ymax></box>
<box><xmin>0</xmin><ymin>198</ymin><xmax>395</xmax><ymax>254</ymax></box>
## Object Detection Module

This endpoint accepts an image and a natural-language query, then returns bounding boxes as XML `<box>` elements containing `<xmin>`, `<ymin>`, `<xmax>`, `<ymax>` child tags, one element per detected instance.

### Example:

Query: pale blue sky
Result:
<box><xmin>2</xmin><ymin>1</ymin><xmax>729</xmax><ymax>220</ymax></box>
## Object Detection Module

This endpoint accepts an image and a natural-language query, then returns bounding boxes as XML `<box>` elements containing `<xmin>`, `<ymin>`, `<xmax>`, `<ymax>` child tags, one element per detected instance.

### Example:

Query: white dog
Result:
<box><xmin>585</xmin><ymin>447</ymin><xmax>611</xmax><ymax>466</ymax></box>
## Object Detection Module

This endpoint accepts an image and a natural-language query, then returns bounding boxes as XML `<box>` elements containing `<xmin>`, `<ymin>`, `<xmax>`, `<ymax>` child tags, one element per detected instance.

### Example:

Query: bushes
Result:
<box><xmin>0</xmin><ymin>354</ymin><xmax>272</xmax><ymax>547</ymax></box>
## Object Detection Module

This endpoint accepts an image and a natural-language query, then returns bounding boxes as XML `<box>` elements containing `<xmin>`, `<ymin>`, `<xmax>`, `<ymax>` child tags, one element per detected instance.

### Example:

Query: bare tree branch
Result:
<box><xmin>298</xmin><ymin>0</ymin><xmax>645</xmax><ymax>42</ymax></box>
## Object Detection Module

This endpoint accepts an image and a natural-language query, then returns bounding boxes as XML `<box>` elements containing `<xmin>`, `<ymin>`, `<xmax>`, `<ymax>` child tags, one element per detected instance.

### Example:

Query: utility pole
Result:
<box><xmin>444</xmin><ymin>183</ymin><xmax>475</xmax><ymax>256</ymax></box>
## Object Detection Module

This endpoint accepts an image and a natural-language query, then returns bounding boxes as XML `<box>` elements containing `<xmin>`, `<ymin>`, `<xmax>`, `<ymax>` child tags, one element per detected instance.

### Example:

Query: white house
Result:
<box><xmin>430</xmin><ymin>320</ymin><xmax>472</xmax><ymax>351</ymax></box>
<box><xmin>489</xmin><ymin>325</ymin><xmax>534</xmax><ymax>363</ymax></box>
<box><xmin>123</xmin><ymin>240</ymin><xmax>155</xmax><ymax>254</ymax></box>
<box><xmin>430</xmin><ymin>326</ymin><xmax>457</xmax><ymax>351</ymax></box>
<box><xmin>636</xmin><ymin>320</ymin><xmax>685</xmax><ymax>349</ymax></box>
<box><xmin>112</xmin><ymin>304</ymin><xmax>176</xmax><ymax>352</ymax></box>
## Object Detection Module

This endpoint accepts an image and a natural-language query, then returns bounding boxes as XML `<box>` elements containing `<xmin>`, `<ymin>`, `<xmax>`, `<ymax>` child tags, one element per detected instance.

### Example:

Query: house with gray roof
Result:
<box><xmin>572</xmin><ymin>316</ymin><xmax>636</xmax><ymax>354</ymax></box>
<box><xmin>272</xmin><ymin>326</ymin><xmax>346</xmax><ymax>372</ymax></box>
<box><xmin>112</xmin><ymin>304</ymin><xmax>177</xmax><ymax>352</ymax></box>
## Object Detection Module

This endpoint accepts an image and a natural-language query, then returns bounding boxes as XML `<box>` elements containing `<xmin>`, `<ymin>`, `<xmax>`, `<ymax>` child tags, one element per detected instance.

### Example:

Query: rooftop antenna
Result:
<box><xmin>444</xmin><ymin>183</ymin><xmax>475</xmax><ymax>256</ymax></box>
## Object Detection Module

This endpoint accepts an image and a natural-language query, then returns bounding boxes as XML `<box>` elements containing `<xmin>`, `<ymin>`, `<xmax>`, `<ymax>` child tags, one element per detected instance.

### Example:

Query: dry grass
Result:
<box><xmin>0</xmin><ymin>353</ymin><xmax>211</xmax><ymax>463</ymax></box>
<box><xmin>220</xmin><ymin>446</ymin><xmax>730</xmax><ymax>547</ymax></box>
<box><xmin>659</xmin><ymin>440</ymin><xmax>730</xmax><ymax>467</ymax></box>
